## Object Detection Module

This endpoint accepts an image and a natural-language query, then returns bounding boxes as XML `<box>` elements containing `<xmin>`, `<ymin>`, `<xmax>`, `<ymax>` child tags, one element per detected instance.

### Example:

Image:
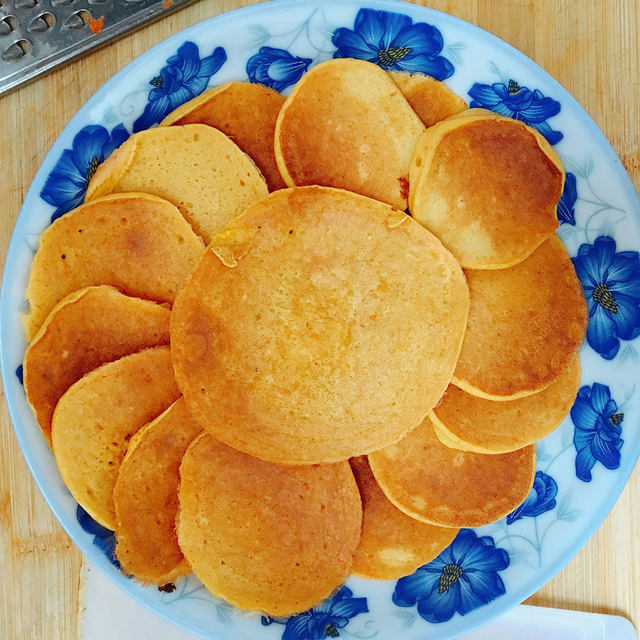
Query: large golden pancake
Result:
<box><xmin>51</xmin><ymin>347</ymin><xmax>180</xmax><ymax>530</ymax></box>
<box><xmin>389</xmin><ymin>71</ymin><xmax>467</xmax><ymax>127</ymax></box>
<box><xmin>275</xmin><ymin>59</ymin><xmax>426</xmax><ymax>209</ymax></box>
<box><xmin>433</xmin><ymin>354</ymin><xmax>581</xmax><ymax>454</ymax></box>
<box><xmin>350</xmin><ymin>456</ymin><xmax>457</xmax><ymax>580</ymax></box>
<box><xmin>24</xmin><ymin>193</ymin><xmax>203</xmax><ymax>341</ymax></box>
<box><xmin>453</xmin><ymin>236</ymin><xmax>587</xmax><ymax>400</ymax></box>
<box><xmin>409</xmin><ymin>108</ymin><xmax>564</xmax><ymax>269</ymax></box>
<box><xmin>85</xmin><ymin>124</ymin><xmax>268</xmax><ymax>243</ymax></box>
<box><xmin>177</xmin><ymin>433</ymin><xmax>361</xmax><ymax>615</ymax></box>
<box><xmin>24</xmin><ymin>286</ymin><xmax>170</xmax><ymax>446</ymax></box>
<box><xmin>159</xmin><ymin>82</ymin><xmax>286</xmax><ymax>191</ymax></box>
<box><xmin>113</xmin><ymin>398</ymin><xmax>202</xmax><ymax>584</ymax></box>
<box><xmin>368</xmin><ymin>415</ymin><xmax>536</xmax><ymax>528</ymax></box>
<box><xmin>171</xmin><ymin>186</ymin><xmax>469</xmax><ymax>464</ymax></box>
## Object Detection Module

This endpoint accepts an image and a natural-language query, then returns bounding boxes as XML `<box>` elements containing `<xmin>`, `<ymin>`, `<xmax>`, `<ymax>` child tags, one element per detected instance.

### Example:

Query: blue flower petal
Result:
<box><xmin>282</xmin><ymin>614</ymin><xmax>313</xmax><ymax>640</ymax></box>
<box><xmin>133</xmin><ymin>94</ymin><xmax>171</xmax><ymax>133</ymax></box>
<box><xmin>396</xmin><ymin>53</ymin><xmax>454</xmax><ymax>79</ymax></box>
<box><xmin>416</xmin><ymin>581</ymin><xmax>461</xmax><ymax>623</ymax></box>
<box><xmin>394</xmin><ymin>568</ymin><xmax>440</xmax><ymax>607</ymax></box>
<box><xmin>586</xmin><ymin>306</ymin><xmax>620</xmax><ymax>359</ymax></box>
<box><xmin>607</xmin><ymin>252</ymin><xmax>640</xmax><ymax>287</ymax></box>
<box><xmin>590</xmin><ymin>383</ymin><xmax>614</xmax><ymax>413</ymax></box>
<box><xmin>71</xmin><ymin>126</ymin><xmax>110</xmax><ymax>173</ymax></box>
<box><xmin>467</xmin><ymin>83</ymin><xmax>503</xmax><ymax>107</ymax></box>
<box><xmin>590</xmin><ymin>433</ymin><xmax>622</xmax><ymax>469</ymax></box>
<box><xmin>173</xmin><ymin>41</ymin><xmax>200</xmax><ymax>81</ymax></box>
<box><xmin>103</xmin><ymin>124</ymin><xmax>129</xmax><ymax>158</ymax></box>
<box><xmin>612</xmin><ymin>293</ymin><xmax>640</xmax><ymax>340</ymax></box>
<box><xmin>557</xmin><ymin>172</ymin><xmax>577</xmax><ymax>225</ymax></box>
<box><xmin>575</xmin><ymin>445</ymin><xmax>596</xmax><ymax>482</ymax></box>
<box><xmin>517</xmin><ymin>97</ymin><xmax>561</xmax><ymax>122</ymax></box>
<box><xmin>355</xmin><ymin>8</ymin><xmax>412</xmax><ymax>50</ymax></box>
<box><xmin>457</xmin><ymin>570</ymin><xmax>505</xmax><ymax>614</ymax></box>
<box><xmin>332</xmin><ymin>28</ymin><xmax>379</xmax><ymax>60</ymax></box>
<box><xmin>394</xmin><ymin>23</ymin><xmax>443</xmax><ymax>57</ymax></box>
<box><xmin>328</xmin><ymin>596</ymin><xmax>369</xmax><ymax>619</ymax></box>
<box><xmin>529</xmin><ymin>120</ymin><xmax>563</xmax><ymax>145</ymax></box>
<box><xmin>197</xmin><ymin>46</ymin><xmax>227</xmax><ymax>79</ymax></box>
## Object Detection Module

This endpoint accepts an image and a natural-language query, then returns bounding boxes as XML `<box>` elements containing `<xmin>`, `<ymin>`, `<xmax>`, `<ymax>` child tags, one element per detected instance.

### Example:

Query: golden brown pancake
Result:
<box><xmin>453</xmin><ymin>236</ymin><xmax>587</xmax><ymax>400</ymax></box>
<box><xmin>275</xmin><ymin>59</ymin><xmax>426</xmax><ymax>209</ymax></box>
<box><xmin>113</xmin><ymin>397</ymin><xmax>202</xmax><ymax>584</ymax></box>
<box><xmin>85</xmin><ymin>124</ymin><xmax>268</xmax><ymax>243</ymax></box>
<box><xmin>433</xmin><ymin>354</ymin><xmax>581</xmax><ymax>454</ymax></box>
<box><xmin>51</xmin><ymin>347</ymin><xmax>180</xmax><ymax>530</ymax></box>
<box><xmin>177</xmin><ymin>433</ymin><xmax>361</xmax><ymax>615</ymax></box>
<box><xmin>409</xmin><ymin>108</ymin><xmax>564</xmax><ymax>269</ymax></box>
<box><xmin>350</xmin><ymin>456</ymin><xmax>457</xmax><ymax>580</ymax></box>
<box><xmin>23</xmin><ymin>193</ymin><xmax>204</xmax><ymax>341</ymax></box>
<box><xmin>171</xmin><ymin>187</ymin><xmax>469</xmax><ymax>464</ymax></box>
<box><xmin>24</xmin><ymin>285</ymin><xmax>170</xmax><ymax>446</ymax></box>
<box><xmin>389</xmin><ymin>71</ymin><xmax>467</xmax><ymax>126</ymax></box>
<box><xmin>368</xmin><ymin>415</ymin><xmax>536</xmax><ymax>528</ymax></box>
<box><xmin>160</xmin><ymin>82</ymin><xmax>286</xmax><ymax>191</ymax></box>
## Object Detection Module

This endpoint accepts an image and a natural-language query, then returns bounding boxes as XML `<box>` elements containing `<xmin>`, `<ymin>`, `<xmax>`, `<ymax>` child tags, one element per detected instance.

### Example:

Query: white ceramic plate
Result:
<box><xmin>2</xmin><ymin>1</ymin><xmax>640</xmax><ymax>639</ymax></box>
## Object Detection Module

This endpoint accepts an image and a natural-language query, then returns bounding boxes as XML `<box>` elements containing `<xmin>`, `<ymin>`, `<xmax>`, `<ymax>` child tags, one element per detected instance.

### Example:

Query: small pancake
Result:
<box><xmin>368</xmin><ymin>415</ymin><xmax>536</xmax><ymax>528</ymax></box>
<box><xmin>275</xmin><ymin>59</ymin><xmax>426</xmax><ymax>209</ymax></box>
<box><xmin>453</xmin><ymin>236</ymin><xmax>587</xmax><ymax>400</ymax></box>
<box><xmin>51</xmin><ymin>346</ymin><xmax>180</xmax><ymax>530</ymax></box>
<box><xmin>160</xmin><ymin>82</ymin><xmax>286</xmax><ymax>191</ymax></box>
<box><xmin>389</xmin><ymin>71</ymin><xmax>467</xmax><ymax>127</ymax></box>
<box><xmin>24</xmin><ymin>193</ymin><xmax>203</xmax><ymax>341</ymax></box>
<box><xmin>433</xmin><ymin>354</ymin><xmax>581</xmax><ymax>454</ymax></box>
<box><xmin>409</xmin><ymin>108</ymin><xmax>564</xmax><ymax>269</ymax></box>
<box><xmin>171</xmin><ymin>186</ymin><xmax>469</xmax><ymax>464</ymax></box>
<box><xmin>114</xmin><ymin>397</ymin><xmax>202</xmax><ymax>585</ymax></box>
<box><xmin>177</xmin><ymin>433</ymin><xmax>361</xmax><ymax>615</ymax></box>
<box><xmin>85</xmin><ymin>124</ymin><xmax>268</xmax><ymax>243</ymax></box>
<box><xmin>24</xmin><ymin>286</ymin><xmax>171</xmax><ymax>446</ymax></box>
<box><xmin>350</xmin><ymin>456</ymin><xmax>457</xmax><ymax>580</ymax></box>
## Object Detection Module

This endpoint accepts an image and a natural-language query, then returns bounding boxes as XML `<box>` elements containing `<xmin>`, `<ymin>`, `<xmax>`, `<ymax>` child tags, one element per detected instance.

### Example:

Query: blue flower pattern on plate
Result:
<box><xmin>572</xmin><ymin>236</ymin><xmax>640</xmax><ymax>359</ymax></box>
<box><xmin>246</xmin><ymin>47</ymin><xmax>312</xmax><ymax>92</ymax></box>
<box><xmin>332</xmin><ymin>8</ymin><xmax>454</xmax><ymax>79</ymax></box>
<box><xmin>468</xmin><ymin>80</ymin><xmax>563</xmax><ymax>144</ymax></box>
<box><xmin>133</xmin><ymin>42</ymin><xmax>227</xmax><ymax>132</ymax></box>
<box><xmin>507</xmin><ymin>471</ymin><xmax>558</xmax><ymax>524</ymax></box>
<box><xmin>393</xmin><ymin>529</ymin><xmax>509</xmax><ymax>624</ymax></box>
<box><xmin>40</xmin><ymin>124</ymin><xmax>129</xmax><ymax>222</ymax></box>
<box><xmin>76</xmin><ymin>505</ymin><xmax>120</xmax><ymax>569</ymax></box>
<box><xmin>261</xmin><ymin>586</ymin><xmax>368</xmax><ymax>639</ymax></box>
<box><xmin>571</xmin><ymin>384</ymin><xmax>624</xmax><ymax>482</ymax></box>
<box><xmin>557</xmin><ymin>172</ymin><xmax>577</xmax><ymax>225</ymax></box>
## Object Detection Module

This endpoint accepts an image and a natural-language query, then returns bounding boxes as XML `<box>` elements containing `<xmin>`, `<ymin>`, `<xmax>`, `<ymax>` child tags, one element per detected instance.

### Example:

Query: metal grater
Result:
<box><xmin>0</xmin><ymin>0</ymin><xmax>199</xmax><ymax>96</ymax></box>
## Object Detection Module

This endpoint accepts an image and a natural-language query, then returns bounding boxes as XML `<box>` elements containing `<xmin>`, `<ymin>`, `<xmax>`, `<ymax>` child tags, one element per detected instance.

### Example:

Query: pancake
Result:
<box><xmin>85</xmin><ymin>124</ymin><xmax>268</xmax><ymax>243</ymax></box>
<box><xmin>171</xmin><ymin>186</ymin><xmax>469</xmax><ymax>464</ymax></box>
<box><xmin>350</xmin><ymin>456</ymin><xmax>457</xmax><ymax>580</ymax></box>
<box><xmin>453</xmin><ymin>236</ymin><xmax>587</xmax><ymax>400</ymax></box>
<box><xmin>23</xmin><ymin>193</ymin><xmax>204</xmax><ymax>341</ymax></box>
<box><xmin>275</xmin><ymin>59</ymin><xmax>426</xmax><ymax>209</ymax></box>
<box><xmin>368</xmin><ymin>415</ymin><xmax>536</xmax><ymax>528</ymax></box>
<box><xmin>177</xmin><ymin>433</ymin><xmax>361</xmax><ymax>615</ymax></box>
<box><xmin>51</xmin><ymin>346</ymin><xmax>180</xmax><ymax>530</ymax></box>
<box><xmin>389</xmin><ymin>71</ymin><xmax>467</xmax><ymax>126</ymax></box>
<box><xmin>24</xmin><ymin>285</ymin><xmax>170</xmax><ymax>446</ymax></box>
<box><xmin>409</xmin><ymin>108</ymin><xmax>564</xmax><ymax>269</ymax></box>
<box><xmin>433</xmin><ymin>354</ymin><xmax>581</xmax><ymax>454</ymax></box>
<box><xmin>159</xmin><ymin>82</ymin><xmax>286</xmax><ymax>191</ymax></box>
<box><xmin>113</xmin><ymin>397</ymin><xmax>202</xmax><ymax>584</ymax></box>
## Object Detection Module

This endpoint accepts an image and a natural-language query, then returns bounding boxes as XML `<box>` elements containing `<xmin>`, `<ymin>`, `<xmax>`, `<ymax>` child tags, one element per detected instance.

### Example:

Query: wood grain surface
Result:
<box><xmin>1</xmin><ymin>1</ymin><xmax>638</xmax><ymax>638</ymax></box>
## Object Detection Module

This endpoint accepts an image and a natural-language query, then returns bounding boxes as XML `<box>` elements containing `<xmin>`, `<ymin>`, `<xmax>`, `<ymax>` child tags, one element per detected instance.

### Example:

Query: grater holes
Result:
<box><xmin>51</xmin><ymin>0</ymin><xmax>74</xmax><ymax>5</ymax></box>
<box><xmin>88</xmin><ymin>0</ymin><xmax>109</xmax><ymax>4</ymax></box>
<box><xmin>14</xmin><ymin>0</ymin><xmax>38</xmax><ymax>8</ymax></box>
<box><xmin>0</xmin><ymin>16</ymin><xmax>18</xmax><ymax>36</ymax></box>
<box><xmin>2</xmin><ymin>38</ymin><xmax>31</xmax><ymax>61</ymax></box>
<box><xmin>63</xmin><ymin>9</ymin><xmax>91</xmax><ymax>29</ymax></box>
<box><xmin>28</xmin><ymin>12</ymin><xmax>55</xmax><ymax>33</ymax></box>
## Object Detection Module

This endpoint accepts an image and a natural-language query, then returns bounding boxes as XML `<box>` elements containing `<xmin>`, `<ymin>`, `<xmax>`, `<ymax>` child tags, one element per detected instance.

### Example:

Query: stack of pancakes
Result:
<box><xmin>21</xmin><ymin>59</ymin><xmax>587</xmax><ymax>616</ymax></box>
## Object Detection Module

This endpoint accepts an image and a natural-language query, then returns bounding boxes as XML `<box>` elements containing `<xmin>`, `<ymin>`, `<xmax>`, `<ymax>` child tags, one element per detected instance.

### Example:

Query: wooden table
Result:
<box><xmin>1</xmin><ymin>1</ymin><xmax>638</xmax><ymax>638</ymax></box>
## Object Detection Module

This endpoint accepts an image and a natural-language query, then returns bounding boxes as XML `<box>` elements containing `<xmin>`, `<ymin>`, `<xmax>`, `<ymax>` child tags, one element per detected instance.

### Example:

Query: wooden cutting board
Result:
<box><xmin>0</xmin><ymin>1</ymin><xmax>638</xmax><ymax>638</ymax></box>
